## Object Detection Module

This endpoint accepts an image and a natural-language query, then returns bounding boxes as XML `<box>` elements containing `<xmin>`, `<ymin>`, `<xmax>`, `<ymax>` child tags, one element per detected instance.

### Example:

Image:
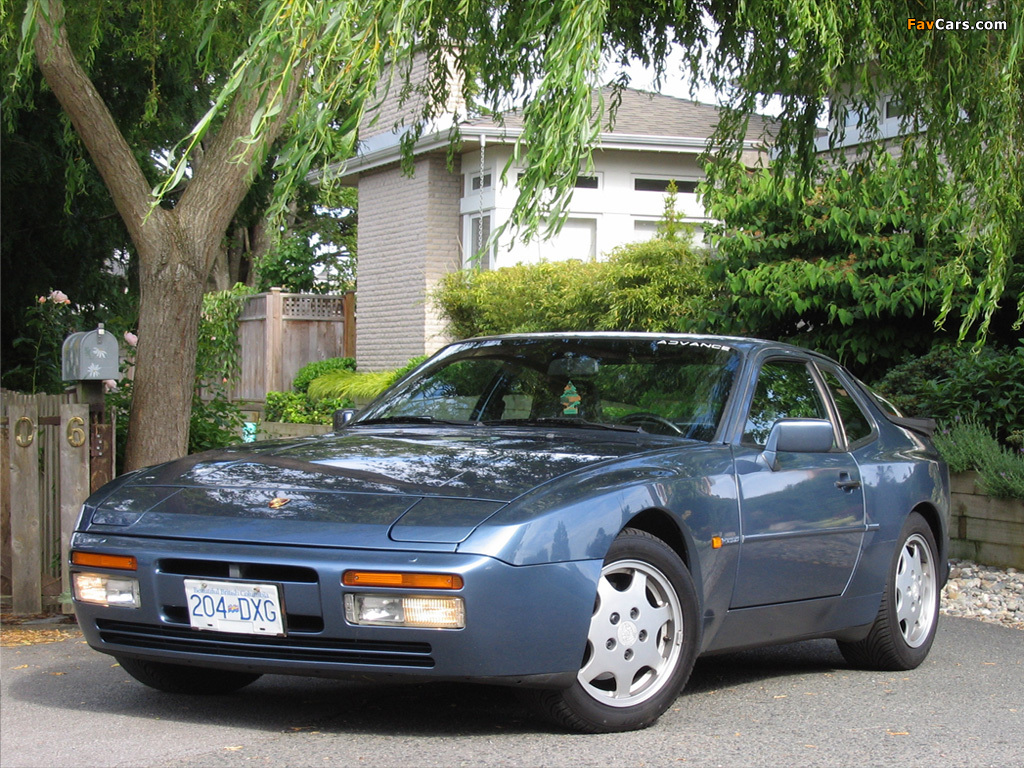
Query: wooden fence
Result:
<box><xmin>0</xmin><ymin>390</ymin><xmax>103</xmax><ymax>614</ymax></box>
<box><xmin>233</xmin><ymin>289</ymin><xmax>355</xmax><ymax>407</ymax></box>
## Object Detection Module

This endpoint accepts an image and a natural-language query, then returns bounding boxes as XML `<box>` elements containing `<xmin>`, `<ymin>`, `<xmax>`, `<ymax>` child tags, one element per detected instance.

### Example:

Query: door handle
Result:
<box><xmin>835</xmin><ymin>472</ymin><xmax>861</xmax><ymax>492</ymax></box>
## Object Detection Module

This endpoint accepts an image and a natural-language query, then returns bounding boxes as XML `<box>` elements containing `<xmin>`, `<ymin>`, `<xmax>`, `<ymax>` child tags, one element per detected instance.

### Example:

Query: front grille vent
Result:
<box><xmin>160</xmin><ymin>606</ymin><xmax>324</xmax><ymax>633</ymax></box>
<box><xmin>159</xmin><ymin>558</ymin><xmax>318</xmax><ymax>583</ymax></box>
<box><xmin>96</xmin><ymin>619</ymin><xmax>434</xmax><ymax>668</ymax></box>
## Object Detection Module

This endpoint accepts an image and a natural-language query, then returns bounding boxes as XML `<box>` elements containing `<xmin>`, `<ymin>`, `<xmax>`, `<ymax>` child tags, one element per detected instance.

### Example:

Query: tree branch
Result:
<box><xmin>32</xmin><ymin>0</ymin><xmax>161</xmax><ymax>243</ymax></box>
<box><xmin>178</xmin><ymin>63</ymin><xmax>303</xmax><ymax>271</ymax></box>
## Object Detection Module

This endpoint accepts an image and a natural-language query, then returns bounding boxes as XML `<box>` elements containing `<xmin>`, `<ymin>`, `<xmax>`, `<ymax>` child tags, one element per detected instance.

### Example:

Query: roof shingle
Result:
<box><xmin>464</xmin><ymin>87</ymin><xmax>774</xmax><ymax>144</ymax></box>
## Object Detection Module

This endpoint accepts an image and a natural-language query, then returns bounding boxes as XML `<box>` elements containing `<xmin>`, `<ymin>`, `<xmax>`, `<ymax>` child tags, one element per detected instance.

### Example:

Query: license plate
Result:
<box><xmin>184</xmin><ymin>579</ymin><xmax>285</xmax><ymax>636</ymax></box>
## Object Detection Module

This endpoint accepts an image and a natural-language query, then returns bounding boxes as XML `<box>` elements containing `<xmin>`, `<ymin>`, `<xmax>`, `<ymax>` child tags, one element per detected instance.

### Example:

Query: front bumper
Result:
<box><xmin>70</xmin><ymin>532</ymin><xmax>600</xmax><ymax>687</ymax></box>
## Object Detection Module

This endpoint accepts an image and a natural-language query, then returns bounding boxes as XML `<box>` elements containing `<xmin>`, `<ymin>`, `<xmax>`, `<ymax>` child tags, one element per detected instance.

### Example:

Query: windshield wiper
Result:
<box><xmin>356</xmin><ymin>416</ymin><xmax>479</xmax><ymax>427</ymax></box>
<box><xmin>483</xmin><ymin>417</ymin><xmax>642</xmax><ymax>433</ymax></box>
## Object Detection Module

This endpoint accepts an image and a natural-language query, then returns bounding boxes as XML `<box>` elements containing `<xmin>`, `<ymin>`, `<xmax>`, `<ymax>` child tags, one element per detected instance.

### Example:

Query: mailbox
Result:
<box><xmin>62</xmin><ymin>326</ymin><xmax>121</xmax><ymax>381</ymax></box>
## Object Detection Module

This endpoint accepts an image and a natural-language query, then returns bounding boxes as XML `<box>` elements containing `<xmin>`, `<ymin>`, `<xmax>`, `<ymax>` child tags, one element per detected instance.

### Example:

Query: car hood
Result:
<box><xmin>81</xmin><ymin>427</ymin><xmax>658</xmax><ymax>549</ymax></box>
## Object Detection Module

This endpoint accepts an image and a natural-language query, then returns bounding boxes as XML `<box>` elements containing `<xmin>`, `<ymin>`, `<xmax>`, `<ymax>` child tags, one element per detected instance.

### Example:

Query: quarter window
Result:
<box><xmin>821</xmin><ymin>368</ymin><xmax>873</xmax><ymax>445</ymax></box>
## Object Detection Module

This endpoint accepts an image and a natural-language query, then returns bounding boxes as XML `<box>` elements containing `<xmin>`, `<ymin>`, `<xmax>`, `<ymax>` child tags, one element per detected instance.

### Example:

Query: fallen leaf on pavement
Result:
<box><xmin>1</xmin><ymin>614</ymin><xmax>82</xmax><ymax>647</ymax></box>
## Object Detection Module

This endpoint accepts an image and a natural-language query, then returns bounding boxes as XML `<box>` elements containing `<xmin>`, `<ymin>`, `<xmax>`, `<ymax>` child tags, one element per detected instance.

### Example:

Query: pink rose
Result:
<box><xmin>49</xmin><ymin>290</ymin><xmax>70</xmax><ymax>304</ymax></box>
<box><xmin>124</xmin><ymin>331</ymin><xmax>138</xmax><ymax>347</ymax></box>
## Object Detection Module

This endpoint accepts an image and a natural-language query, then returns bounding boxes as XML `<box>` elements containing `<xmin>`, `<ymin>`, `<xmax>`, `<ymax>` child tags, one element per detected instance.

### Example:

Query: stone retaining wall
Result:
<box><xmin>949</xmin><ymin>472</ymin><xmax>1024</xmax><ymax>569</ymax></box>
<box><xmin>256</xmin><ymin>422</ymin><xmax>332</xmax><ymax>440</ymax></box>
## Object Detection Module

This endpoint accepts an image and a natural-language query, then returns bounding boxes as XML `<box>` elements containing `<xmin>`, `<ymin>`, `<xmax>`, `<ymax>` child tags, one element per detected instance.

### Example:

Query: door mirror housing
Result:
<box><xmin>333</xmin><ymin>408</ymin><xmax>357</xmax><ymax>431</ymax></box>
<box><xmin>762</xmin><ymin>418</ymin><xmax>835</xmax><ymax>470</ymax></box>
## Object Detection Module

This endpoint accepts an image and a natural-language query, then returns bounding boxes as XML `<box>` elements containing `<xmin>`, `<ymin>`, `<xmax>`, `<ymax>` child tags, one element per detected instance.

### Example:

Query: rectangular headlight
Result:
<box><xmin>344</xmin><ymin>593</ymin><xmax>465</xmax><ymax>629</ymax></box>
<box><xmin>73</xmin><ymin>572</ymin><xmax>140</xmax><ymax>608</ymax></box>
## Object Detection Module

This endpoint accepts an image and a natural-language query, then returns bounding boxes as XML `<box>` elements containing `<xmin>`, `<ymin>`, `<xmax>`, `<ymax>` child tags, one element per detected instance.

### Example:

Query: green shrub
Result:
<box><xmin>977</xmin><ymin>445</ymin><xmax>1024</xmax><ymax>500</ymax></box>
<box><xmin>189</xmin><ymin>393</ymin><xmax>245</xmax><ymax>454</ymax></box>
<box><xmin>264</xmin><ymin>390</ymin><xmax>351</xmax><ymax>424</ymax></box>
<box><xmin>291</xmin><ymin>357</ymin><xmax>355</xmax><ymax>394</ymax></box>
<box><xmin>392</xmin><ymin>355</ymin><xmax>429</xmax><ymax>381</ymax></box>
<box><xmin>934</xmin><ymin>419</ymin><xmax>1024</xmax><ymax>500</ymax></box>
<box><xmin>702</xmin><ymin>153</ymin><xmax>1024</xmax><ymax>372</ymax></box>
<box><xmin>435</xmin><ymin>260</ymin><xmax>605</xmax><ymax>338</ymax></box>
<box><xmin>932</xmin><ymin>419</ymin><xmax>996</xmax><ymax>474</ymax></box>
<box><xmin>308</xmin><ymin>356</ymin><xmax>429</xmax><ymax>402</ymax></box>
<box><xmin>261</xmin><ymin>357</ymin><xmax>357</xmax><ymax>425</ymax></box>
<box><xmin>598</xmin><ymin>238</ymin><xmax>715</xmax><ymax>332</ymax></box>
<box><xmin>874</xmin><ymin>344</ymin><xmax>1024</xmax><ymax>444</ymax></box>
<box><xmin>196</xmin><ymin>283</ymin><xmax>256</xmax><ymax>390</ymax></box>
<box><xmin>433</xmin><ymin>237</ymin><xmax>714</xmax><ymax>338</ymax></box>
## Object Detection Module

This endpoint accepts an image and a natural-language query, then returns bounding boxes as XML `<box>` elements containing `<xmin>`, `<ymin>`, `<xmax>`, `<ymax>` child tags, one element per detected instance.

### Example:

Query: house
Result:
<box><xmin>336</xmin><ymin>69</ymin><xmax>772</xmax><ymax>370</ymax></box>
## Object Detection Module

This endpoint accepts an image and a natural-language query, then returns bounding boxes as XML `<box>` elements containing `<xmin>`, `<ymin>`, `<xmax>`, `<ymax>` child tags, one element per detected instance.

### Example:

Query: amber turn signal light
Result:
<box><xmin>71</xmin><ymin>551</ymin><xmax>138</xmax><ymax>571</ymax></box>
<box><xmin>343</xmin><ymin>570</ymin><xmax>463</xmax><ymax>589</ymax></box>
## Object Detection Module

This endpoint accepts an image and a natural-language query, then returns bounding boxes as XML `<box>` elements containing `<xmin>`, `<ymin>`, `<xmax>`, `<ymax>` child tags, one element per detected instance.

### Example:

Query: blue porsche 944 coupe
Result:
<box><xmin>70</xmin><ymin>333</ymin><xmax>949</xmax><ymax>732</ymax></box>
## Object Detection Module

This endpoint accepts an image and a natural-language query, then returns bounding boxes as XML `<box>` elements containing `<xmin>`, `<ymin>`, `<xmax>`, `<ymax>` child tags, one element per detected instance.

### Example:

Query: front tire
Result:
<box><xmin>838</xmin><ymin>511</ymin><xmax>940</xmax><ymax>670</ymax></box>
<box><xmin>530</xmin><ymin>528</ymin><xmax>700</xmax><ymax>733</ymax></box>
<box><xmin>116</xmin><ymin>656</ymin><xmax>262</xmax><ymax>694</ymax></box>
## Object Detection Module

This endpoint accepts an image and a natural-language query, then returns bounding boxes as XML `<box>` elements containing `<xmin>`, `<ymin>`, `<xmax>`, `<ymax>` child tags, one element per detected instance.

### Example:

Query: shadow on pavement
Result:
<box><xmin>4</xmin><ymin>635</ymin><xmax>848</xmax><ymax>736</ymax></box>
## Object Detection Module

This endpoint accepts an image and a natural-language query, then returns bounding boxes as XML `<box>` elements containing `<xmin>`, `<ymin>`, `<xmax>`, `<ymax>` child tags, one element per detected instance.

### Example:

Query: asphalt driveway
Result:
<box><xmin>1</xmin><ymin>617</ymin><xmax>1021</xmax><ymax>768</ymax></box>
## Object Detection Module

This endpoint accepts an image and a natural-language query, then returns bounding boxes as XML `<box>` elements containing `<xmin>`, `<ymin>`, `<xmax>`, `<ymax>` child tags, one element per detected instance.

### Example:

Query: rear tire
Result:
<box><xmin>528</xmin><ymin>528</ymin><xmax>699</xmax><ymax>733</ymax></box>
<box><xmin>116</xmin><ymin>656</ymin><xmax>261</xmax><ymax>694</ymax></box>
<box><xmin>838</xmin><ymin>511</ymin><xmax>939</xmax><ymax>670</ymax></box>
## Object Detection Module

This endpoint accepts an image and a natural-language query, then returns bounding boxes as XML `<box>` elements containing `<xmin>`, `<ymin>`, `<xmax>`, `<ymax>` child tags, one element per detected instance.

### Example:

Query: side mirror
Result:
<box><xmin>333</xmin><ymin>408</ymin><xmax>357</xmax><ymax>431</ymax></box>
<box><xmin>762</xmin><ymin>418</ymin><xmax>835</xmax><ymax>471</ymax></box>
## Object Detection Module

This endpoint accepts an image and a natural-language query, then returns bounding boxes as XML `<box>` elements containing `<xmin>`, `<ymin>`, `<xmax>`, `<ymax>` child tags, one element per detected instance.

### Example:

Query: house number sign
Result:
<box><xmin>66</xmin><ymin>416</ymin><xmax>87</xmax><ymax>448</ymax></box>
<box><xmin>14</xmin><ymin>416</ymin><xmax>35</xmax><ymax>447</ymax></box>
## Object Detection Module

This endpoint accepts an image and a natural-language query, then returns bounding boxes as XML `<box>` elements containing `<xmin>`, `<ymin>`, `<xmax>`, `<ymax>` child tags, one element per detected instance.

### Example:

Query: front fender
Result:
<box><xmin>459</xmin><ymin>445</ymin><xmax>737</xmax><ymax>566</ymax></box>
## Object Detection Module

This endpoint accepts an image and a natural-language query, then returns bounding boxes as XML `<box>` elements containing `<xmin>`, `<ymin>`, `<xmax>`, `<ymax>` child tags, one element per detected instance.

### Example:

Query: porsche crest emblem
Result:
<box><xmin>268</xmin><ymin>497</ymin><xmax>291</xmax><ymax>509</ymax></box>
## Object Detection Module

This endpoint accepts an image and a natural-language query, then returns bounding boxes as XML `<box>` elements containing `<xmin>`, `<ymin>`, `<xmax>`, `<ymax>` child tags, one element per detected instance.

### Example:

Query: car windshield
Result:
<box><xmin>356</xmin><ymin>337</ymin><xmax>740</xmax><ymax>440</ymax></box>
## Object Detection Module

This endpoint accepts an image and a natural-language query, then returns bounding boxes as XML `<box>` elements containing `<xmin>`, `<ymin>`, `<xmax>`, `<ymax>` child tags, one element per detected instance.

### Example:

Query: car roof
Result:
<box><xmin>457</xmin><ymin>332</ymin><xmax>834</xmax><ymax>362</ymax></box>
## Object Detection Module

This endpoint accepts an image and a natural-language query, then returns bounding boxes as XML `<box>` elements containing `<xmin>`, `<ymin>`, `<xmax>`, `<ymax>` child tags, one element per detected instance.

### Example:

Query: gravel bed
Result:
<box><xmin>941</xmin><ymin>558</ymin><xmax>1024</xmax><ymax>630</ymax></box>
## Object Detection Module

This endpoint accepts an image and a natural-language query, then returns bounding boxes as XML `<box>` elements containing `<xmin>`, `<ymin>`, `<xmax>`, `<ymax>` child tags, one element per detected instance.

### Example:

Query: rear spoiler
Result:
<box><xmin>886</xmin><ymin>415</ymin><xmax>937</xmax><ymax>438</ymax></box>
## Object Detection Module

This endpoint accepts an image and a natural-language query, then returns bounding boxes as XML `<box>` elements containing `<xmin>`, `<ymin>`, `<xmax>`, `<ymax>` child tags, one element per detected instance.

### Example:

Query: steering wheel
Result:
<box><xmin>620</xmin><ymin>412</ymin><xmax>684</xmax><ymax>435</ymax></box>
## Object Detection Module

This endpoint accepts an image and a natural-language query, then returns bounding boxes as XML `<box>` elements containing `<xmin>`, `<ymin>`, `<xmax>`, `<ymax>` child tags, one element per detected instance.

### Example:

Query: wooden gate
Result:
<box><xmin>1</xmin><ymin>390</ymin><xmax>109</xmax><ymax>615</ymax></box>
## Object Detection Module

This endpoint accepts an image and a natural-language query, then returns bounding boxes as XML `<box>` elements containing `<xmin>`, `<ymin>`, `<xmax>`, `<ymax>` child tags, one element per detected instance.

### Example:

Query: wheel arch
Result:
<box><xmin>621</xmin><ymin>507</ymin><xmax>701</xmax><ymax>592</ymax></box>
<box><xmin>909</xmin><ymin>501</ymin><xmax>949</xmax><ymax>585</ymax></box>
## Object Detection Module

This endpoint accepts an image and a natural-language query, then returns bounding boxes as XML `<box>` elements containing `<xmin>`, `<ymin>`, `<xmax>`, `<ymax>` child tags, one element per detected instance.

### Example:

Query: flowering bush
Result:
<box><xmin>4</xmin><ymin>290</ymin><xmax>81</xmax><ymax>393</ymax></box>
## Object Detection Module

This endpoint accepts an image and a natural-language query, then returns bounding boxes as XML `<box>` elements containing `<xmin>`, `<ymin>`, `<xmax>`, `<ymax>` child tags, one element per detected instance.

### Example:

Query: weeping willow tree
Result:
<box><xmin>3</xmin><ymin>0</ymin><xmax>1020</xmax><ymax>467</ymax></box>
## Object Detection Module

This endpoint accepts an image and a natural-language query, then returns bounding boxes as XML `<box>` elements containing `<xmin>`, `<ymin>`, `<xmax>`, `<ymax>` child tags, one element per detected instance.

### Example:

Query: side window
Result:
<box><xmin>821</xmin><ymin>368</ymin><xmax>874</xmax><ymax>446</ymax></box>
<box><xmin>743</xmin><ymin>360</ymin><xmax>830</xmax><ymax>447</ymax></box>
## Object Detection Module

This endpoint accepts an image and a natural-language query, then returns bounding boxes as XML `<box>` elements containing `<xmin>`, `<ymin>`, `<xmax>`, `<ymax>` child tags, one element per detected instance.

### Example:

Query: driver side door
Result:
<box><xmin>731</xmin><ymin>358</ymin><xmax>866</xmax><ymax>607</ymax></box>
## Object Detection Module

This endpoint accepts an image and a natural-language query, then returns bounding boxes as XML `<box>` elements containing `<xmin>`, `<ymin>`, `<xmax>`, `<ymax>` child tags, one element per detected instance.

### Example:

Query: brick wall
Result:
<box><xmin>365</xmin><ymin>52</ymin><xmax>465</xmax><ymax>140</ymax></box>
<box><xmin>355</xmin><ymin>154</ymin><xmax>463</xmax><ymax>370</ymax></box>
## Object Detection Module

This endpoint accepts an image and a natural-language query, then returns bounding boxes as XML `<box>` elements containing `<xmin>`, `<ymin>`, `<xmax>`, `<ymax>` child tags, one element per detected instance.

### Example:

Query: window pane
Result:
<box><xmin>361</xmin><ymin>338</ymin><xmax>741</xmax><ymax>440</ymax></box>
<box><xmin>821</xmin><ymin>369</ymin><xmax>873</xmax><ymax>445</ymax></box>
<box><xmin>743</xmin><ymin>361</ymin><xmax>829</xmax><ymax>446</ymax></box>
<box><xmin>471</xmin><ymin>215</ymin><xmax>492</xmax><ymax>269</ymax></box>
<box><xmin>634</xmin><ymin>178</ymin><xmax>698</xmax><ymax>193</ymax></box>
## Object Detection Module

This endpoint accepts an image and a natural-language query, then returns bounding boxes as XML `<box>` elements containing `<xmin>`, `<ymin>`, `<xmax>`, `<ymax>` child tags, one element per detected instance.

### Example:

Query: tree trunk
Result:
<box><xmin>123</xmin><ymin>222</ymin><xmax>207</xmax><ymax>470</ymax></box>
<box><xmin>33</xmin><ymin>0</ymin><xmax>301</xmax><ymax>470</ymax></box>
